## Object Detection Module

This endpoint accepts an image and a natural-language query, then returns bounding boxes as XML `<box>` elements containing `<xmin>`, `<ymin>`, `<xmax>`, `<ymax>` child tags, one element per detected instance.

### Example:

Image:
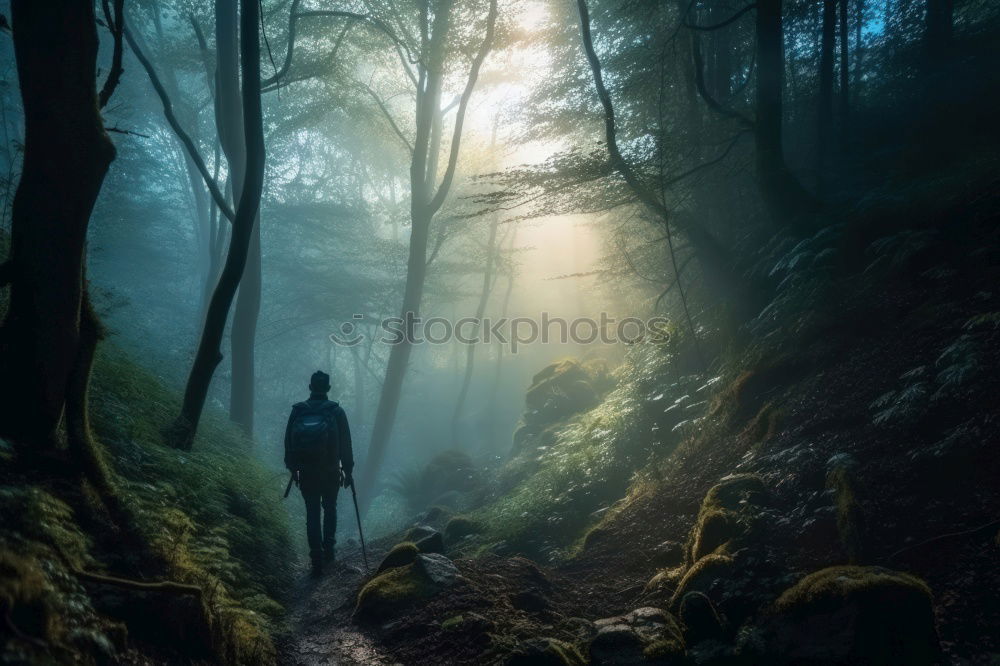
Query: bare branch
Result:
<box><xmin>357</xmin><ymin>81</ymin><xmax>413</xmax><ymax>154</ymax></box>
<box><xmin>123</xmin><ymin>17</ymin><xmax>235</xmax><ymax>222</ymax></box>
<box><xmin>691</xmin><ymin>32</ymin><xmax>755</xmax><ymax>127</ymax></box>
<box><xmin>427</xmin><ymin>0</ymin><xmax>499</xmax><ymax>215</ymax></box>
<box><xmin>686</xmin><ymin>3</ymin><xmax>757</xmax><ymax>31</ymax></box>
<box><xmin>98</xmin><ymin>0</ymin><xmax>125</xmax><ymax>108</ymax></box>
<box><xmin>262</xmin><ymin>7</ymin><xmax>419</xmax><ymax>90</ymax></box>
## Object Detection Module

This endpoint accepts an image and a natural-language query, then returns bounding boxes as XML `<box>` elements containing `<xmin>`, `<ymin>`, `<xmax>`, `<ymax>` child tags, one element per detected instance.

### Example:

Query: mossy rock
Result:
<box><xmin>669</xmin><ymin>553</ymin><xmax>736</xmax><ymax>609</ymax></box>
<box><xmin>405</xmin><ymin>525</ymin><xmax>438</xmax><ymax>542</ymax></box>
<box><xmin>689</xmin><ymin>509</ymin><xmax>741</xmax><ymax>563</ymax></box>
<box><xmin>444</xmin><ymin>516</ymin><xmax>483</xmax><ymax>542</ymax></box>
<box><xmin>0</xmin><ymin>552</ymin><xmax>56</xmax><ymax>643</ymax></box>
<box><xmin>507</xmin><ymin>637</ymin><xmax>586</xmax><ymax>666</ymax></box>
<box><xmin>686</xmin><ymin>474</ymin><xmax>767</xmax><ymax>564</ymax></box>
<box><xmin>761</xmin><ymin>566</ymin><xmax>940</xmax><ymax>664</ymax></box>
<box><xmin>415</xmin><ymin>531</ymin><xmax>445</xmax><ymax>554</ymax></box>
<box><xmin>678</xmin><ymin>591</ymin><xmax>725</xmax><ymax>645</ymax></box>
<box><xmin>353</xmin><ymin>563</ymin><xmax>436</xmax><ymax>624</ymax></box>
<box><xmin>642</xmin><ymin>636</ymin><xmax>685</xmax><ymax>662</ymax></box>
<box><xmin>523</xmin><ymin>360</ymin><xmax>599</xmax><ymax>426</ymax></box>
<box><xmin>376</xmin><ymin>542</ymin><xmax>419</xmax><ymax>574</ymax></box>
<box><xmin>701</xmin><ymin>474</ymin><xmax>766</xmax><ymax>511</ymax></box>
<box><xmin>422</xmin><ymin>505</ymin><xmax>453</xmax><ymax>525</ymax></box>
<box><xmin>825</xmin><ymin>455</ymin><xmax>866</xmax><ymax>564</ymax></box>
<box><xmin>643</xmin><ymin>567</ymin><xmax>684</xmax><ymax>598</ymax></box>
<box><xmin>591</xmin><ymin>607</ymin><xmax>684</xmax><ymax>665</ymax></box>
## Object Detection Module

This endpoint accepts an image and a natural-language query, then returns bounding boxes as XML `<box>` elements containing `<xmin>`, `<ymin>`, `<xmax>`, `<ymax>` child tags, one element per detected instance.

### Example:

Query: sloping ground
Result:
<box><xmin>0</xmin><ymin>337</ymin><xmax>293</xmax><ymax>664</ymax></box>
<box><xmin>337</xmin><ymin>171</ymin><xmax>1000</xmax><ymax>663</ymax></box>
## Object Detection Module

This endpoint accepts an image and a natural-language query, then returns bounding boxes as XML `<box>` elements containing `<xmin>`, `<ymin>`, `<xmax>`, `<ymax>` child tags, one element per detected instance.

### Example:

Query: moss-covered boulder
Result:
<box><xmin>669</xmin><ymin>553</ymin><xmax>736</xmax><ymax>609</ymax></box>
<box><xmin>678</xmin><ymin>591</ymin><xmax>725</xmax><ymax>645</ymax></box>
<box><xmin>590</xmin><ymin>607</ymin><xmax>684</xmax><ymax>665</ymax></box>
<box><xmin>686</xmin><ymin>474</ymin><xmax>767</xmax><ymax>564</ymax></box>
<box><xmin>415</xmin><ymin>531</ymin><xmax>445</xmax><ymax>554</ymax></box>
<box><xmin>507</xmin><ymin>637</ymin><xmax>586</xmax><ymax>666</ymax></box>
<box><xmin>376</xmin><ymin>542</ymin><xmax>419</xmax><ymax>574</ymax></box>
<box><xmin>353</xmin><ymin>562</ymin><xmax>436</xmax><ymax>624</ymax></box>
<box><xmin>444</xmin><ymin>515</ymin><xmax>483</xmax><ymax>542</ymax></box>
<box><xmin>757</xmin><ymin>566</ymin><xmax>941</xmax><ymax>664</ymax></box>
<box><xmin>825</xmin><ymin>454</ymin><xmax>866</xmax><ymax>564</ymax></box>
<box><xmin>643</xmin><ymin>566</ymin><xmax>684</xmax><ymax>600</ymax></box>
<box><xmin>523</xmin><ymin>360</ymin><xmax>600</xmax><ymax>426</ymax></box>
<box><xmin>405</xmin><ymin>524</ymin><xmax>438</xmax><ymax>542</ymax></box>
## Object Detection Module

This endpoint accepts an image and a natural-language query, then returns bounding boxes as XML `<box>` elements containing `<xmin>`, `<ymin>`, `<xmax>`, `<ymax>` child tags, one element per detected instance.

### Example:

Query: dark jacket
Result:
<box><xmin>283</xmin><ymin>394</ymin><xmax>353</xmax><ymax>474</ymax></box>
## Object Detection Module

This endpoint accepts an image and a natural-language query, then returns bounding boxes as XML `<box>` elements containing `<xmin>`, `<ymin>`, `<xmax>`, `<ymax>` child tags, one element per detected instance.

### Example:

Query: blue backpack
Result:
<box><xmin>287</xmin><ymin>402</ymin><xmax>338</xmax><ymax>470</ymax></box>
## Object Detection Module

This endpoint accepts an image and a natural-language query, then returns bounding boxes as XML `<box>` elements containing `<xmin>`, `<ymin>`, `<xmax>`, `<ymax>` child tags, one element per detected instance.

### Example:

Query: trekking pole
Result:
<box><xmin>349</xmin><ymin>480</ymin><xmax>370</xmax><ymax>571</ymax></box>
<box><xmin>283</xmin><ymin>474</ymin><xmax>294</xmax><ymax>499</ymax></box>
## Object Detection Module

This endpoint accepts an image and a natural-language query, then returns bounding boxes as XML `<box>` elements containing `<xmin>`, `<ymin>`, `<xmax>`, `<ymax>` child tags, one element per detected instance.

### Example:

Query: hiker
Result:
<box><xmin>284</xmin><ymin>370</ymin><xmax>354</xmax><ymax>575</ymax></box>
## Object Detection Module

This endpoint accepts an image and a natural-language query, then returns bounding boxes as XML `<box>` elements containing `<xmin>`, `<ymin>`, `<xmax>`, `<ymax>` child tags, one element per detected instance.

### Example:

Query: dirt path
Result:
<box><xmin>278</xmin><ymin>546</ymin><xmax>392</xmax><ymax>666</ymax></box>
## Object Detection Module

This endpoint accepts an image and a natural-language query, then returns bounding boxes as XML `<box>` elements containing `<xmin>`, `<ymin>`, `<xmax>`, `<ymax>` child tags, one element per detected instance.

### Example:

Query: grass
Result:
<box><xmin>470</xmin><ymin>343</ymin><xmax>712</xmax><ymax>560</ymax></box>
<box><xmin>0</xmin><ymin>243</ymin><xmax>292</xmax><ymax>666</ymax></box>
<box><xmin>88</xmin><ymin>345</ymin><xmax>292</xmax><ymax>660</ymax></box>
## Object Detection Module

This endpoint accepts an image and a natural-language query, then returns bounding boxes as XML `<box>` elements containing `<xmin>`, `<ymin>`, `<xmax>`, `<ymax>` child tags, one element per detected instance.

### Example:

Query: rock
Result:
<box><xmin>669</xmin><ymin>553</ymin><xmax>736</xmax><ymax>609</ymax></box>
<box><xmin>651</xmin><ymin>540</ymin><xmax>685</xmax><ymax>567</ymax></box>
<box><xmin>430</xmin><ymin>489</ymin><xmax>463</xmax><ymax>508</ymax></box>
<box><xmin>678</xmin><ymin>592</ymin><xmax>725</xmax><ymax>645</ymax></box>
<box><xmin>511</xmin><ymin>589</ymin><xmax>550</xmax><ymax>613</ymax></box>
<box><xmin>444</xmin><ymin>515</ymin><xmax>484</xmax><ymax>541</ymax></box>
<box><xmin>825</xmin><ymin>453</ymin><xmax>866</xmax><ymax>564</ymax></box>
<box><xmin>520</xmin><ymin>360</ymin><xmax>602</xmax><ymax>429</ymax></box>
<box><xmin>422</xmin><ymin>506</ymin><xmax>452</xmax><ymax>525</ymax></box>
<box><xmin>756</xmin><ymin>565</ymin><xmax>941</xmax><ymax>664</ymax></box>
<box><xmin>686</xmin><ymin>639</ymin><xmax>734</xmax><ymax>665</ymax></box>
<box><xmin>353</xmin><ymin>563</ymin><xmax>437</xmax><ymax>623</ymax></box>
<box><xmin>560</xmin><ymin>617</ymin><xmax>597</xmax><ymax>640</ymax></box>
<box><xmin>643</xmin><ymin>567</ymin><xmax>684</xmax><ymax>600</ymax></box>
<box><xmin>376</xmin><ymin>542</ymin><xmax>419</xmax><ymax>574</ymax></box>
<box><xmin>405</xmin><ymin>524</ymin><xmax>438</xmax><ymax>542</ymax></box>
<box><xmin>507</xmin><ymin>637</ymin><xmax>586</xmax><ymax>666</ymax></box>
<box><xmin>686</xmin><ymin>474</ymin><xmax>767</xmax><ymax>564</ymax></box>
<box><xmin>590</xmin><ymin>607</ymin><xmax>684</xmax><ymax>665</ymax></box>
<box><xmin>415</xmin><ymin>531</ymin><xmax>445</xmax><ymax>555</ymax></box>
<box><xmin>412</xmin><ymin>553</ymin><xmax>459</xmax><ymax>587</ymax></box>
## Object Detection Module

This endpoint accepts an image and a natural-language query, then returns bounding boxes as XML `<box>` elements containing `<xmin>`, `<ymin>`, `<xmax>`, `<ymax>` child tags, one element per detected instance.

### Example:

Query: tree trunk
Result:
<box><xmin>357</xmin><ymin>214</ymin><xmax>430</xmax><ymax>505</ymax></box>
<box><xmin>450</xmin><ymin>216</ymin><xmax>499</xmax><ymax>448</ymax></box>
<box><xmin>170</xmin><ymin>0</ymin><xmax>265</xmax><ymax>450</ymax></box>
<box><xmin>817</xmin><ymin>0</ymin><xmax>836</xmax><ymax>193</ymax></box>
<box><xmin>925</xmin><ymin>0</ymin><xmax>953</xmax><ymax>59</ymax></box>
<box><xmin>358</xmin><ymin>0</ymin><xmax>497</xmax><ymax>512</ymax></box>
<box><xmin>211</xmin><ymin>0</ymin><xmax>264</xmax><ymax>437</ymax></box>
<box><xmin>838</xmin><ymin>0</ymin><xmax>850</xmax><ymax>150</ymax></box>
<box><xmin>488</xmin><ymin>231</ymin><xmax>517</xmax><ymax>452</ymax></box>
<box><xmin>0</xmin><ymin>0</ymin><xmax>116</xmax><ymax>445</ymax></box>
<box><xmin>754</xmin><ymin>0</ymin><xmax>817</xmax><ymax>226</ymax></box>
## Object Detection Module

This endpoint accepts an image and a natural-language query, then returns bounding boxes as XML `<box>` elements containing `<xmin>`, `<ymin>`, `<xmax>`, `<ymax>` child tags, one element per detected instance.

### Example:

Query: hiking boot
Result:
<box><xmin>310</xmin><ymin>560</ymin><xmax>323</xmax><ymax>577</ymax></box>
<box><xmin>323</xmin><ymin>547</ymin><xmax>335</xmax><ymax>564</ymax></box>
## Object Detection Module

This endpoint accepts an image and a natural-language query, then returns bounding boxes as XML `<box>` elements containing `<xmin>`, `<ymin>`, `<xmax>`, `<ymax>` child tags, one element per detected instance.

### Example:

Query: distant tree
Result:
<box><xmin>358</xmin><ymin>0</ymin><xmax>499</xmax><ymax>512</ymax></box>
<box><xmin>170</xmin><ymin>0</ymin><xmax>266</xmax><ymax>450</ymax></box>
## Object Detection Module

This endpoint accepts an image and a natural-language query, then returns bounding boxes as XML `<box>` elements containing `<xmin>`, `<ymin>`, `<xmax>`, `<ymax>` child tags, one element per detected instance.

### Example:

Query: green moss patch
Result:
<box><xmin>377</xmin><ymin>542</ymin><xmax>419</xmax><ymax>574</ymax></box>
<box><xmin>354</xmin><ymin>563</ymin><xmax>437</xmax><ymax>623</ymax></box>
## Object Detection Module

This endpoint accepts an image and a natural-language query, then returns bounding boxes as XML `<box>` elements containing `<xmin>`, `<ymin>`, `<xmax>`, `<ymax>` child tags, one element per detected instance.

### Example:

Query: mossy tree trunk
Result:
<box><xmin>0</xmin><ymin>0</ymin><xmax>116</xmax><ymax>447</ymax></box>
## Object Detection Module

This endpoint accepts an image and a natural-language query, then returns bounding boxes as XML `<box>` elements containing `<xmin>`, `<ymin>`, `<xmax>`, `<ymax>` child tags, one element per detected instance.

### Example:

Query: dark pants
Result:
<box><xmin>300</xmin><ymin>468</ymin><xmax>339</xmax><ymax>562</ymax></box>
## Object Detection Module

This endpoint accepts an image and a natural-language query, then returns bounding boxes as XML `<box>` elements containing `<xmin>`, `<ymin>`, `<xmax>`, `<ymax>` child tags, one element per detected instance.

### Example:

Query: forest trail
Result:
<box><xmin>279</xmin><ymin>546</ymin><xmax>391</xmax><ymax>666</ymax></box>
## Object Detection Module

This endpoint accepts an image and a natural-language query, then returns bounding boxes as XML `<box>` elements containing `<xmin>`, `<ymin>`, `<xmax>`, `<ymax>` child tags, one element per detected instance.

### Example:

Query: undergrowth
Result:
<box><xmin>471</xmin><ymin>343</ymin><xmax>713</xmax><ymax>560</ymax></box>
<box><xmin>88</xmin><ymin>346</ymin><xmax>292</xmax><ymax>659</ymax></box>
